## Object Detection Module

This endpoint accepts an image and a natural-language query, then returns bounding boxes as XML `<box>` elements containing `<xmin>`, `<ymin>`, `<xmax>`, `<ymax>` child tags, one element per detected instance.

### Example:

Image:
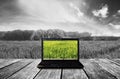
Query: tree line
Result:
<box><xmin>0</xmin><ymin>29</ymin><xmax>119</xmax><ymax>41</ymax></box>
<box><xmin>0</xmin><ymin>29</ymin><xmax>91</xmax><ymax>41</ymax></box>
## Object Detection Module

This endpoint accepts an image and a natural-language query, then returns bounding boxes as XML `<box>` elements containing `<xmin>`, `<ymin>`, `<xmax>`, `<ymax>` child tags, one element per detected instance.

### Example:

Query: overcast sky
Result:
<box><xmin>0</xmin><ymin>0</ymin><xmax>120</xmax><ymax>36</ymax></box>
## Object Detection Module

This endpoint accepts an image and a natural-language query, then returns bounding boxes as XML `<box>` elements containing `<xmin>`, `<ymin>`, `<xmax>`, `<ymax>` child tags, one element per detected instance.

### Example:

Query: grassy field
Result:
<box><xmin>0</xmin><ymin>40</ymin><xmax>120</xmax><ymax>59</ymax></box>
<box><xmin>0</xmin><ymin>41</ymin><xmax>41</xmax><ymax>58</ymax></box>
<box><xmin>43</xmin><ymin>40</ymin><xmax>78</xmax><ymax>60</ymax></box>
<box><xmin>79</xmin><ymin>40</ymin><xmax>120</xmax><ymax>58</ymax></box>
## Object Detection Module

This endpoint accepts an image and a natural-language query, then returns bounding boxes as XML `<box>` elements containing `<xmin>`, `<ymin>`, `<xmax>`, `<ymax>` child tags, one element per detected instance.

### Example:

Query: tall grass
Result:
<box><xmin>43</xmin><ymin>40</ymin><xmax>77</xmax><ymax>60</ymax></box>
<box><xmin>0</xmin><ymin>41</ymin><xmax>41</xmax><ymax>58</ymax></box>
<box><xmin>79</xmin><ymin>40</ymin><xmax>120</xmax><ymax>58</ymax></box>
<box><xmin>0</xmin><ymin>40</ymin><xmax>120</xmax><ymax>59</ymax></box>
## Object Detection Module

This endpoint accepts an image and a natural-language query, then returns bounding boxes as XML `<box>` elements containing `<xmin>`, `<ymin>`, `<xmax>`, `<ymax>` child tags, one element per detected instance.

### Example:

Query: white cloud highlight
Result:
<box><xmin>69</xmin><ymin>2</ymin><xmax>84</xmax><ymax>17</ymax></box>
<box><xmin>118</xmin><ymin>10</ymin><xmax>120</xmax><ymax>13</ymax></box>
<box><xmin>109</xmin><ymin>23</ymin><xmax>120</xmax><ymax>29</ymax></box>
<box><xmin>92</xmin><ymin>5</ymin><xmax>109</xmax><ymax>18</ymax></box>
<box><xmin>18</xmin><ymin>0</ymin><xmax>79</xmax><ymax>23</ymax></box>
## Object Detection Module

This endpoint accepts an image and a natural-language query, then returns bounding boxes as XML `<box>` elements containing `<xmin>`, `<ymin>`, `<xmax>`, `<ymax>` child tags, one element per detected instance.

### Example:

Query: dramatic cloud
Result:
<box><xmin>0</xmin><ymin>0</ymin><xmax>120</xmax><ymax>36</ymax></box>
<box><xmin>18</xmin><ymin>0</ymin><xmax>79</xmax><ymax>23</ymax></box>
<box><xmin>92</xmin><ymin>5</ymin><xmax>109</xmax><ymax>18</ymax></box>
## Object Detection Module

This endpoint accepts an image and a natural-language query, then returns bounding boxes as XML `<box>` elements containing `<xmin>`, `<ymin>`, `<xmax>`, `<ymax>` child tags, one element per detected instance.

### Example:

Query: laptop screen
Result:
<box><xmin>43</xmin><ymin>39</ymin><xmax>78</xmax><ymax>60</ymax></box>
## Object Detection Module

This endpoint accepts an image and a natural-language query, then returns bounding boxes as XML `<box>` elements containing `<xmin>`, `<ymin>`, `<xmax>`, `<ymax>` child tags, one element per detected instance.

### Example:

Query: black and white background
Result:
<box><xmin>0</xmin><ymin>0</ymin><xmax>120</xmax><ymax>36</ymax></box>
<box><xmin>0</xmin><ymin>0</ymin><xmax>120</xmax><ymax>59</ymax></box>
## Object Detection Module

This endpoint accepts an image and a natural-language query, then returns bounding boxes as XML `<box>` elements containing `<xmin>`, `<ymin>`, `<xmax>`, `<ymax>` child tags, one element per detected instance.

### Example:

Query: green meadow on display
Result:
<box><xmin>43</xmin><ymin>40</ymin><xmax>78</xmax><ymax>60</ymax></box>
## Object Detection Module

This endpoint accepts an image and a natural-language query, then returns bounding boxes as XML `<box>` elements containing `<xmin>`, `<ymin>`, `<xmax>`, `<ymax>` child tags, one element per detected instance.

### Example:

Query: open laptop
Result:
<box><xmin>37</xmin><ymin>38</ymin><xmax>83</xmax><ymax>68</ymax></box>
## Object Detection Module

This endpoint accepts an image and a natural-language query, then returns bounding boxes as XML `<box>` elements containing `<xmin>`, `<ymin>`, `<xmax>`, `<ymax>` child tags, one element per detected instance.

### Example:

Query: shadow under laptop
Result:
<box><xmin>37</xmin><ymin>60</ymin><xmax>84</xmax><ymax>69</ymax></box>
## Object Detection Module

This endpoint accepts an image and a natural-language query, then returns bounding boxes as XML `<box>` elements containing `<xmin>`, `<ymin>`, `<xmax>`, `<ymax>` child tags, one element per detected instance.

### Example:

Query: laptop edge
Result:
<box><xmin>37</xmin><ymin>38</ymin><xmax>84</xmax><ymax>69</ymax></box>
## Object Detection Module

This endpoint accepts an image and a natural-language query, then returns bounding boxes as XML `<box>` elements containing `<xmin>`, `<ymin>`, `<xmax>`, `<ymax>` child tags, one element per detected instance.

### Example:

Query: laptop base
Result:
<box><xmin>37</xmin><ymin>60</ymin><xmax>84</xmax><ymax>69</ymax></box>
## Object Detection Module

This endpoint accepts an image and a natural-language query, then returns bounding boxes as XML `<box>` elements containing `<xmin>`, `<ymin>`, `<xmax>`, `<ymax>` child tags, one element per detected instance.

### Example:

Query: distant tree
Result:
<box><xmin>66</xmin><ymin>32</ymin><xmax>91</xmax><ymax>38</ymax></box>
<box><xmin>31</xmin><ymin>29</ymin><xmax>67</xmax><ymax>40</ymax></box>
<box><xmin>1</xmin><ymin>29</ymin><xmax>92</xmax><ymax>40</ymax></box>
<box><xmin>22</xmin><ymin>30</ymin><xmax>33</xmax><ymax>40</ymax></box>
<box><xmin>3</xmin><ymin>30</ymin><xmax>33</xmax><ymax>40</ymax></box>
<box><xmin>0</xmin><ymin>32</ymin><xmax>5</xmax><ymax>40</ymax></box>
<box><xmin>49</xmin><ymin>29</ymin><xmax>66</xmax><ymax>38</ymax></box>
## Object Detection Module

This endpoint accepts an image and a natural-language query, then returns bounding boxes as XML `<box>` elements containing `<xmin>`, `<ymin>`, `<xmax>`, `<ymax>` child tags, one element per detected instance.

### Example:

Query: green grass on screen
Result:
<box><xmin>43</xmin><ymin>40</ymin><xmax>78</xmax><ymax>60</ymax></box>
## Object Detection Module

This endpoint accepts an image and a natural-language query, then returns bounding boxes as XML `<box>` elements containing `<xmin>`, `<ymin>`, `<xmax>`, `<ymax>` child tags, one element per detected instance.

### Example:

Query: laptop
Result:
<box><xmin>37</xmin><ymin>38</ymin><xmax>84</xmax><ymax>68</ymax></box>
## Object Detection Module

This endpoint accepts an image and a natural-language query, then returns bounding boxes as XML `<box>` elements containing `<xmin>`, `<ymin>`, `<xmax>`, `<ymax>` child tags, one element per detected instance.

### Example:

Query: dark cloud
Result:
<box><xmin>84</xmin><ymin>0</ymin><xmax>120</xmax><ymax>24</ymax></box>
<box><xmin>85</xmin><ymin>0</ymin><xmax>120</xmax><ymax>15</ymax></box>
<box><xmin>0</xmin><ymin>0</ymin><xmax>24</xmax><ymax>18</ymax></box>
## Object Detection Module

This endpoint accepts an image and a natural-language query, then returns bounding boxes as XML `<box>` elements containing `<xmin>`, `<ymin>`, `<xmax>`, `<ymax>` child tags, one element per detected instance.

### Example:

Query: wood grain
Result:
<box><xmin>0</xmin><ymin>59</ymin><xmax>119</xmax><ymax>79</ymax></box>
<box><xmin>34</xmin><ymin>69</ymin><xmax>61</xmax><ymax>79</ymax></box>
<box><xmin>112</xmin><ymin>59</ymin><xmax>120</xmax><ymax>65</ymax></box>
<box><xmin>62</xmin><ymin>69</ymin><xmax>88</xmax><ymax>79</ymax></box>
<box><xmin>0</xmin><ymin>59</ymin><xmax>7</xmax><ymax>63</ymax></box>
<box><xmin>94</xmin><ymin>59</ymin><xmax>120</xmax><ymax>79</ymax></box>
<box><xmin>80</xmin><ymin>59</ymin><xmax>117</xmax><ymax>79</ymax></box>
<box><xmin>0</xmin><ymin>59</ymin><xmax>21</xmax><ymax>68</ymax></box>
<box><xmin>7</xmin><ymin>59</ymin><xmax>41</xmax><ymax>79</ymax></box>
<box><xmin>0</xmin><ymin>59</ymin><xmax>33</xmax><ymax>79</ymax></box>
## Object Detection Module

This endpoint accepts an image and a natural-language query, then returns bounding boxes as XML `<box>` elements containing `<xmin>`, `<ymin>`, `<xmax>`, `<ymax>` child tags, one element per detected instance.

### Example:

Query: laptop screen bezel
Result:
<box><xmin>41</xmin><ymin>38</ymin><xmax>79</xmax><ymax>61</ymax></box>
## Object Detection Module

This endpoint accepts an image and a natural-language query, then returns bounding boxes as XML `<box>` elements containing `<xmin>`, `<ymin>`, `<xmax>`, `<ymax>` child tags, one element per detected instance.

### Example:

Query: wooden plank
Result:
<box><xmin>62</xmin><ymin>69</ymin><xmax>88</xmax><ymax>79</ymax></box>
<box><xmin>0</xmin><ymin>59</ymin><xmax>33</xmax><ymax>79</ymax></box>
<box><xmin>80</xmin><ymin>59</ymin><xmax>117</xmax><ymax>79</ymax></box>
<box><xmin>94</xmin><ymin>59</ymin><xmax>120</xmax><ymax>79</ymax></box>
<box><xmin>112</xmin><ymin>59</ymin><xmax>120</xmax><ymax>65</ymax></box>
<box><xmin>7</xmin><ymin>59</ymin><xmax>41</xmax><ymax>79</ymax></box>
<box><xmin>0</xmin><ymin>59</ymin><xmax>7</xmax><ymax>63</ymax></box>
<box><xmin>34</xmin><ymin>69</ymin><xmax>61</xmax><ymax>79</ymax></box>
<box><xmin>0</xmin><ymin>59</ymin><xmax>21</xmax><ymax>69</ymax></box>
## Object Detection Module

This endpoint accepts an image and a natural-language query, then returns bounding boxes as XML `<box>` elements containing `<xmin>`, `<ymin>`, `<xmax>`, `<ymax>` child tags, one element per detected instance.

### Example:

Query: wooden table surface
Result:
<box><xmin>0</xmin><ymin>59</ymin><xmax>120</xmax><ymax>79</ymax></box>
